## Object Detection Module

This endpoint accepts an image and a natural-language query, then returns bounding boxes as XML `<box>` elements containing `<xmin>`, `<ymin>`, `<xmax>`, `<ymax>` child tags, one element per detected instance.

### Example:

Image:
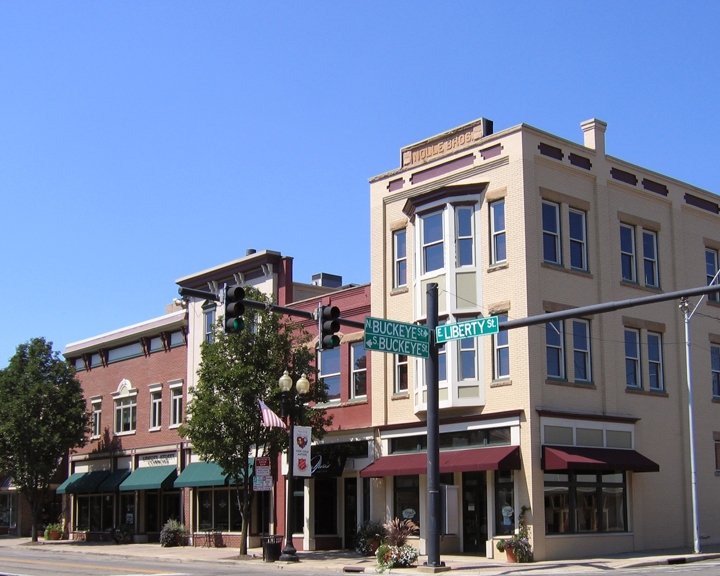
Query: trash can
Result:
<box><xmin>261</xmin><ymin>535</ymin><xmax>283</xmax><ymax>562</ymax></box>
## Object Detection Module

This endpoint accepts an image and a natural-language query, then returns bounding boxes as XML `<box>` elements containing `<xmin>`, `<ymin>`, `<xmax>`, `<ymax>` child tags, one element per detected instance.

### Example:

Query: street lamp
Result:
<box><xmin>277</xmin><ymin>370</ymin><xmax>310</xmax><ymax>562</ymax></box>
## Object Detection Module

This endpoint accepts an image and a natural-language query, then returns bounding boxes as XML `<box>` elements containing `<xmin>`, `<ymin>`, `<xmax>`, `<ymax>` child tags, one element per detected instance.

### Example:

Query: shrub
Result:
<box><xmin>495</xmin><ymin>505</ymin><xmax>532</xmax><ymax>562</ymax></box>
<box><xmin>375</xmin><ymin>543</ymin><xmax>419</xmax><ymax>572</ymax></box>
<box><xmin>355</xmin><ymin>519</ymin><xmax>384</xmax><ymax>556</ymax></box>
<box><xmin>43</xmin><ymin>523</ymin><xmax>63</xmax><ymax>540</ymax></box>
<box><xmin>111</xmin><ymin>523</ymin><xmax>134</xmax><ymax>545</ymax></box>
<box><xmin>159</xmin><ymin>518</ymin><xmax>187</xmax><ymax>547</ymax></box>
<box><xmin>382</xmin><ymin>518</ymin><xmax>418</xmax><ymax>547</ymax></box>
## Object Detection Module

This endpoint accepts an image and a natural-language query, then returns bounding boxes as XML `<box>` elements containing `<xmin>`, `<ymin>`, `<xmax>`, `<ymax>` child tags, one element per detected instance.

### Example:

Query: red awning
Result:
<box><xmin>543</xmin><ymin>445</ymin><xmax>659</xmax><ymax>473</ymax></box>
<box><xmin>360</xmin><ymin>445</ymin><xmax>520</xmax><ymax>478</ymax></box>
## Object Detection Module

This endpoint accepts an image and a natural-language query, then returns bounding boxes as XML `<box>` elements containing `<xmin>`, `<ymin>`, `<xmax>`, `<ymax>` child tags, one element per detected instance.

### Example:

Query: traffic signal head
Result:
<box><xmin>319</xmin><ymin>305</ymin><xmax>341</xmax><ymax>349</ymax></box>
<box><xmin>224</xmin><ymin>286</ymin><xmax>246</xmax><ymax>334</ymax></box>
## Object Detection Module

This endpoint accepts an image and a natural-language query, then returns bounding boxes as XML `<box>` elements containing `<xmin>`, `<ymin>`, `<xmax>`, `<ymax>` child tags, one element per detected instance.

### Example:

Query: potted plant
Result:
<box><xmin>355</xmin><ymin>519</ymin><xmax>384</xmax><ymax>556</ymax></box>
<box><xmin>111</xmin><ymin>523</ymin><xmax>134</xmax><ymax>544</ymax></box>
<box><xmin>44</xmin><ymin>523</ymin><xmax>63</xmax><ymax>540</ymax></box>
<box><xmin>495</xmin><ymin>505</ymin><xmax>532</xmax><ymax>563</ymax></box>
<box><xmin>159</xmin><ymin>518</ymin><xmax>187</xmax><ymax>547</ymax></box>
<box><xmin>375</xmin><ymin>518</ymin><xmax>419</xmax><ymax>572</ymax></box>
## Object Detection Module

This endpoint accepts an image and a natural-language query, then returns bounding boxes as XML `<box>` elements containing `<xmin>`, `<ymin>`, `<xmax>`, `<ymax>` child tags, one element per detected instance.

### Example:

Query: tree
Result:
<box><xmin>0</xmin><ymin>338</ymin><xmax>89</xmax><ymax>541</ymax></box>
<box><xmin>181</xmin><ymin>287</ymin><xmax>332</xmax><ymax>556</ymax></box>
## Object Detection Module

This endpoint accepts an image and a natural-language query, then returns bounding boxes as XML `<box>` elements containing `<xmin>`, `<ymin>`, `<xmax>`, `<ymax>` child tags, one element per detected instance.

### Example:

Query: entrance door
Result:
<box><xmin>344</xmin><ymin>478</ymin><xmax>357</xmax><ymax>550</ymax></box>
<box><xmin>462</xmin><ymin>471</ymin><xmax>487</xmax><ymax>554</ymax></box>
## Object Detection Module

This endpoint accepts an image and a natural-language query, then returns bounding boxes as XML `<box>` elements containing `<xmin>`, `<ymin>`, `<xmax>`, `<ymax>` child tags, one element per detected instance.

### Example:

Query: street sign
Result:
<box><xmin>255</xmin><ymin>457</ymin><xmax>271</xmax><ymax>477</ymax></box>
<box><xmin>253</xmin><ymin>475</ymin><xmax>273</xmax><ymax>491</ymax></box>
<box><xmin>435</xmin><ymin>316</ymin><xmax>499</xmax><ymax>343</ymax></box>
<box><xmin>364</xmin><ymin>317</ymin><xmax>430</xmax><ymax>358</ymax></box>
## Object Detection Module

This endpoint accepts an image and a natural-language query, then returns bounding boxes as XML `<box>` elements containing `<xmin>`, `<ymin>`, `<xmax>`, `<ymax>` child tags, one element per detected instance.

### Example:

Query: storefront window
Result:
<box><xmin>198</xmin><ymin>488</ymin><xmax>244</xmax><ymax>531</ymax></box>
<box><xmin>394</xmin><ymin>475</ymin><xmax>420</xmax><ymax>528</ymax></box>
<box><xmin>292</xmin><ymin>478</ymin><xmax>304</xmax><ymax>534</ymax></box>
<box><xmin>0</xmin><ymin>493</ymin><xmax>16</xmax><ymax>528</ymax></box>
<box><xmin>314</xmin><ymin>477</ymin><xmax>337</xmax><ymax>535</ymax></box>
<box><xmin>544</xmin><ymin>471</ymin><xmax>626</xmax><ymax>534</ymax></box>
<box><xmin>494</xmin><ymin>470</ymin><xmax>515</xmax><ymax>535</ymax></box>
<box><xmin>198</xmin><ymin>490</ymin><xmax>213</xmax><ymax>529</ymax></box>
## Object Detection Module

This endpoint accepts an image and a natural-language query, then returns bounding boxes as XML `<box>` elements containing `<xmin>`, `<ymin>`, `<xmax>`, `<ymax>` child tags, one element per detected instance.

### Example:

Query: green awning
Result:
<box><xmin>97</xmin><ymin>469</ymin><xmax>131</xmax><ymax>492</ymax></box>
<box><xmin>174</xmin><ymin>460</ymin><xmax>254</xmax><ymax>488</ymax></box>
<box><xmin>119</xmin><ymin>466</ymin><xmax>178</xmax><ymax>491</ymax></box>
<box><xmin>57</xmin><ymin>471</ymin><xmax>111</xmax><ymax>495</ymax></box>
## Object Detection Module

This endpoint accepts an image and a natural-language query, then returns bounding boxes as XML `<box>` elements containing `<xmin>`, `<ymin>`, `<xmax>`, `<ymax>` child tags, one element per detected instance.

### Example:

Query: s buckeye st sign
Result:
<box><xmin>364</xmin><ymin>317</ymin><xmax>430</xmax><ymax>359</ymax></box>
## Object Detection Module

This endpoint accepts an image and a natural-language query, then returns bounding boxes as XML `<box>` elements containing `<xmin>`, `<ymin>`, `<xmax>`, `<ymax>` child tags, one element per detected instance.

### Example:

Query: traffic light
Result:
<box><xmin>224</xmin><ymin>286</ymin><xmax>246</xmax><ymax>334</ymax></box>
<box><xmin>319</xmin><ymin>305</ymin><xmax>341</xmax><ymax>349</ymax></box>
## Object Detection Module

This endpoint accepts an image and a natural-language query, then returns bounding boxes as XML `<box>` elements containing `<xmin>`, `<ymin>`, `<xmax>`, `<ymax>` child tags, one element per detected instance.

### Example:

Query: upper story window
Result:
<box><xmin>320</xmin><ymin>348</ymin><xmax>341</xmax><ymax>402</ymax></box>
<box><xmin>91</xmin><ymin>399</ymin><xmax>102</xmax><ymax>437</ymax></box>
<box><xmin>115</xmin><ymin>396</ymin><xmax>136</xmax><ymax>434</ymax></box>
<box><xmin>647</xmin><ymin>332</ymin><xmax>664</xmax><ymax>391</ymax></box>
<box><xmin>204</xmin><ymin>304</ymin><xmax>216</xmax><ymax>344</ymax></box>
<box><xmin>421</xmin><ymin>211</ymin><xmax>444</xmax><ymax>273</ymax></box>
<box><xmin>493</xmin><ymin>314</ymin><xmax>509</xmax><ymax>380</ymax></box>
<box><xmin>393</xmin><ymin>230</ymin><xmax>407</xmax><ymax>288</ymax></box>
<box><xmin>569</xmin><ymin>209</ymin><xmax>588</xmax><ymax>271</ymax></box>
<box><xmin>542</xmin><ymin>201</ymin><xmax>561</xmax><ymax>265</ymax></box>
<box><xmin>572</xmin><ymin>320</ymin><xmax>591</xmax><ymax>382</ymax></box>
<box><xmin>170</xmin><ymin>386</ymin><xmax>183</xmax><ymax>426</ymax></box>
<box><xmin>712</xmin><ymin>345</ymin><xmax>720</xmax><ymax>398</ymax></box>
<box><xmin>395</xmin><ymin>354</ymin><xmax>408</xmax><ymax>394</ymax></box>
<box><xmin>458</xmin><ymin>327</ymin><xmax>477</xmax><ymax>381</ymax></box>
<box><xmin>107</xmin><ymin>342</ymin><xmax>143</xmax><ymax>363</ymax></box>
<box><xmin>643</xmin><ymin>230</ymin><xmax>659</xmax><ymax>288</ymax></box>
<box><xmin>706</xmin><ymin>248</ymin><xmax>719</xmax><ymax>303</ymax></box>
<box><xmin>624</xmin><ymin>328</ymin><xmax>641</xmax><ymax>388</ymax></box>
<box><xmin>150</xmin><ymin>391</ymin><xmax>162</xmax><ymax>429</ymax></box>
<box><xmin>546</xmin><ymin>320</ymin><xmax>565</xmax><ymax>379</ymax></box>
<box><xmin>351</xmin><ymin>342</ymin><xmax>367</xmax><ymax>399</ymax></box>
<box><xmin>624</xmin><ymin>323</ymin><xmax>665</xmax><ymax>391</ymax></box>
<box><xmin>490</xmin><ymin>200</ymin><xmax>506</xmax><ymax>265</ymax></box>
<box><xmin>620</xmin><ymin>224</ymin><xmax>636</xmax><ymax>282</ymax></box>
<box><xmin>455</xmin><ymin>207</ymin><xmax>474</xmax><ymax>267</ymax></box>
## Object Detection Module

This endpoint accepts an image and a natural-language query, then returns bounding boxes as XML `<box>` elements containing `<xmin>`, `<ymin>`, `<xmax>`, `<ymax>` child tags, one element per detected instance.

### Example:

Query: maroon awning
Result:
<box><xmin>360</xmin><ymin>445</ymin><xmax>520</xmax><ymax>478</ymax></box>
<box><xmin>543</xmin><ymin>445</ymin><xmax>659</xmax><ymax>473</ymax></box>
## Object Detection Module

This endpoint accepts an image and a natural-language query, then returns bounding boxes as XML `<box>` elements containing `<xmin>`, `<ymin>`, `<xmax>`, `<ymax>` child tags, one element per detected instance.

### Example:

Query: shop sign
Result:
<box><xmin>255</xmin><ymin>457</ymin><xmax>271</xmax><ymax>477</ymax></box>
<box><xmin>310</xmin><ymin>453</ymin><xmax>348</xmax><ymax>477</ymax></box>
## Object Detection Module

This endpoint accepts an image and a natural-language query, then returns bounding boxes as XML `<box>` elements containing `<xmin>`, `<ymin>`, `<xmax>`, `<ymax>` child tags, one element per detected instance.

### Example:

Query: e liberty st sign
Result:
<box><xmin>435</xmin><ymin>316</ymin><xmax>499</xmax><ymax>343</ymax></box>
<box><xmin>364</xmin><ymin>317</ymin><xmax>431</xmax><ymax>358</ymax></box>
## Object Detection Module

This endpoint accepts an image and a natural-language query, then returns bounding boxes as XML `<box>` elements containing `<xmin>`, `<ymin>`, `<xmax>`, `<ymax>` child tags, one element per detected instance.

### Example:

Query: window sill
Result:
<box><xmin>712</xmin><ymin>397</ymin><xmax>720</xmax><ymax>404</ymax></box>
<box><xmin>541</xmin><ymin>262</ymin><xmax>594</xmax><ymax>279</ymax></box>
<box><xmin>625</xmin><ymin>388</ymin><xmax>668</xmax><ymax>398</ymax></box>
<box><xmin>392</xmin><ymin>392</ymin><xmax>410</xmax><ymax>400</ymax></box>
<box><xmin>488</xmin><ymin>262</ymin><xmax>509</xmax><ymax>273</ymax></box>
<box><xmin>620</xmin><ymin>281</ymin><xmax>663</xmax><ymax>294</ymax></box>
<box><xmin>390</xmin><ymin>286</ymin><xmax>409</xmax><ymax>296</ymax></box>
<box><xmin>148</xmin><ymin>427</ymin><xmax>161</xmax><ymax>432</ymax></box>
<box><xmin>545</xmin><ymin>379</ymin><xmax>597</xmax><ymax>390</ymax></box>
<box><xmin>114</xmin><ymin>431</ymin><xmax>136</xmax><ymax>437</ymax></box>
<box><xmin>490</xmin><ymin>379</ymin><xmax>512</xmax><ymax>388</ymax></box>
<box><xmin>169</xmin><ymin>424</ymin><xmax>182</xmax><ymax>429</ymax></box>
<box><xmin>707</xmin><ymin>299</ymin><xmax>720</xmax><ymax>308</ymax></box>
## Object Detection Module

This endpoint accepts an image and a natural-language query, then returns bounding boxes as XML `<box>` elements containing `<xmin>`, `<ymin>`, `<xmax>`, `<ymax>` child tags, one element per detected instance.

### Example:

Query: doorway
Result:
<box><xmin>344</xmin><ymin>478</ymin><xmax>357</xmax><ymax>549</ymax></box>
<box><xmin>462</xmin><ymin>471</ymin><xmax>487</xmax><ymax>554</ymax></box>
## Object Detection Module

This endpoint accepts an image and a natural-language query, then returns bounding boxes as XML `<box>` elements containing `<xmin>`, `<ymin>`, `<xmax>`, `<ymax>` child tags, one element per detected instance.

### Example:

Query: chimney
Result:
<box><xmin>581</xmin><ymin>118</ymin><xmax>607</xmax><ymax>156</ymax></box>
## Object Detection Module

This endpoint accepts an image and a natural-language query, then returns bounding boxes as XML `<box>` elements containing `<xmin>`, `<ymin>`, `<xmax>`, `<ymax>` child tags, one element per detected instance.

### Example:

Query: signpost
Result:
<box><xmin>435</xmin><ymin>316</ymin><xmax>498</xmax><ymax>343</ymax></box>
<box><xmin>364</xmin><ymin>317</ymin><xmax>431</xmax><ymax>358</ymax></box>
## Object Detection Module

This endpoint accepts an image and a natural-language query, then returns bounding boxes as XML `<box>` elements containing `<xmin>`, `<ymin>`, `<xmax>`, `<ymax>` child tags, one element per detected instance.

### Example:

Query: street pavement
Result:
<box><xmin>1</xmin><ymin>535</ymin><xmax>720</xmax><ymax>574</ymax></box>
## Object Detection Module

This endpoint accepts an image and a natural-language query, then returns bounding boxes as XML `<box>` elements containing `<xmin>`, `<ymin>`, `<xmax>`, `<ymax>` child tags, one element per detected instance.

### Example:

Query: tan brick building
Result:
<box><xmin>366</xmin><ymin>117</ymin><xmax>720</xmax><ymax>560</ymax></box>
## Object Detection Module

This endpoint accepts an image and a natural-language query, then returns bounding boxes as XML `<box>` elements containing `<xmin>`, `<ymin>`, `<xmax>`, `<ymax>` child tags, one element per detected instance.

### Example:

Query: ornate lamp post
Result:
<box><xmin>277</xmin><ymin>370</ymin><xmax>310</xmax><ymax>562</ymax></box>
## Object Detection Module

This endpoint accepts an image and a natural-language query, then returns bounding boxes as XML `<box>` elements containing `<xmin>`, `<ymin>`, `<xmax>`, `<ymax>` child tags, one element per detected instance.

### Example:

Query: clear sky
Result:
<box><xmin>2</xmin><ymin>2</ymin><xmax>719</xmax><ymax>364</ymax></box>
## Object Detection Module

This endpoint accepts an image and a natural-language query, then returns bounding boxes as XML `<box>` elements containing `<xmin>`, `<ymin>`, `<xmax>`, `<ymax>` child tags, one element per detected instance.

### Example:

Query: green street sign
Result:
<box><xmin>435</xmin><ymin>316</ymin><xmax>500</xmax><ymax>343</ymax></box>
<box><xmin>364</xmin><ymin>317</ymin><xmax>430</xmax><ymax>358</ymax></box>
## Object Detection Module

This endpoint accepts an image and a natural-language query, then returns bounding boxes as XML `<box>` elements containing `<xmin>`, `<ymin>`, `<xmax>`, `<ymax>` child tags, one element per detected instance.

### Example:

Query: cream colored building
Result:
<box><xmin>366</xmin><ymin>117</ymin><xmax>720</xmax><ymax>560</ymax></box>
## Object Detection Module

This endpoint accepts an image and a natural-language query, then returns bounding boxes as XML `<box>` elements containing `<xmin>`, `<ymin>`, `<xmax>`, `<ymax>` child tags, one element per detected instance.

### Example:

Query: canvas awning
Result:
<box><xmin>98</xmin><ymin>469</ymin><xmax>131</xmax><ymax>492</ymax></box>
<box><xmin>174</xmin><ymin>460</ymin><xmax>254</xmax><ymax>488</ymax></box>
<box><xmin>119</xmin><ymin>466</ymin><xmax>177</xmax><ymax>491</ymax></box>
<box><xmin>360</xmin><ymin>445</ymin><xmax>520</xmax><ymax>478</ymax></box>
<box><xmin>56</xmin><ymin>471</ymin><xmax>111</xmax><ymax>494</ymax></box>
<box><xmin>542</xmin><ymin>445</ymin><xmax>659</xmax><ymax>473</ymax></box>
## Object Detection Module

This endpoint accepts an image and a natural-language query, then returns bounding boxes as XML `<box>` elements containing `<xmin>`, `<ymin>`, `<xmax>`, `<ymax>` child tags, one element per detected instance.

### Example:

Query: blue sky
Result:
<box><xmin>1</xmin><ymin>2</ymin><xmax>720</xmax><ymax>364</ymax></box>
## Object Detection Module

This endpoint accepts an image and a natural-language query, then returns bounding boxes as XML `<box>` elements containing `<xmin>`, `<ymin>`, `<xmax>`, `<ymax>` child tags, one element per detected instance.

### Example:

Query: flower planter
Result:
<box><xmin>49</xmin><ymin>530</ymin><xmax>62</xmax><ymax>540</ymax></box>
<box><xmin>505</xmin><ymin>545</ymin><xmax>517</xmax><ymax>563</ymax></box>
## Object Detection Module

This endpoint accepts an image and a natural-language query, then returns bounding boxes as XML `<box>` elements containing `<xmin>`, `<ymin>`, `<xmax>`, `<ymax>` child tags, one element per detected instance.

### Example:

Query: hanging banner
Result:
<box><xmin>293</xmin><ymin>425</ymin><xmax>312</xmax><ymax>477</ymax></box>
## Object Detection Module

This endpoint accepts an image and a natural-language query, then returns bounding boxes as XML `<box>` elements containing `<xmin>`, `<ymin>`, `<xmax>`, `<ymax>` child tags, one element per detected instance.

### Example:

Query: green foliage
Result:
<box><xmin>0</xmin><ymin>338</ymin><xmax>89</xmax><ymax>541</ymax></box>
<box><xmin>495</xmin><ymin>505</ymin><xmax>532</xmax><ymax>562</ymax></box>
<box><xmin>180</xmin><ymin>287</ymin><xmax>332</xmax><ymax>555</ymax></box>
<box><xmin>375</xmin><ymin>543</ymin><xmax>419</xmax><ymax>572</ymax></box>
<box><xmin>111</xmin><ymin>523</ymin><xmax>134</xmax><ymax>544</ymax></box>
<box><xmin>43</xmin><ymin>523</ymin><xmax>63</xmax><ymax>540</ymax></box>
<box><xmin>159</xmin><ymin>518</ymin><xmax>187</xmax><ymax>547</ymax></box>
<box><xmin>355</xmin><ymin>519</ymin><xmax>384</xmax><ymax>555</ymax></box>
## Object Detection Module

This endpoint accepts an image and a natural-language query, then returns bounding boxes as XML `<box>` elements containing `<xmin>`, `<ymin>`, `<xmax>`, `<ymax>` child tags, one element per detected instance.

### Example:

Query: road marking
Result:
<box><xmin>0</xmin><ymin>556</ymin><xmax>184</xmax><ymax>574</ymax></box>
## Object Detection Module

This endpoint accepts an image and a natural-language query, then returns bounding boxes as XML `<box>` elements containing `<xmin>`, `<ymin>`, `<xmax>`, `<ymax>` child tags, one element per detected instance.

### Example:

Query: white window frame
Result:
<box><xmin>320</xmin><ymin>348</ymin><xmax>341</xmax><ymax>402</ymax></box>
<box><xmin>455</xmin><ymin>206</ymin><xmax>474</xmax><ymax>267</ymax></box>
<box><xmin>458</xmin><ymin>334</ymin><xmax>477</xmax><ymax>381</ymax></box>
<box><xmin>169</xmin><ymin>381</ymin><xmax>183</xmax><ymax>427</ymax></box>
<box><xmin>493</xmin><ymin>314</ymin><xmax>509</xmax><ymax>380</ymax></box>
<box><xmin>91</xmin><ymin>399</ymin><xmax>102</xmax><ymax>438</ymax></box>
<box><xmin>490</xmin><ymin>200</ymin><xmax>506</xmax><ymax>265</ymax></box>
<box><xmin>421</xmin><ymin>211</ymin><xmax>444</xmax><ymax>274</ymax></box>
<box><xmin>393</xmin><ymin>229</ymin><xmax>407</xmax><ymax>288</ymax></box>
<box><xmin>546</xmin><ymin>319</ymin><xmax>565</xmax><ymax>379</ymax></box>
<box><xmin>150</xmin><ymin>387</ymin><xmax>162</xmax><ymax>430</ymax></box>
<box><xmin>620</xmin><ymin>224</ymin><xmax>637</xmax><ymax>282</ymax></box>
<box><xmin>572</xmin><ymin>319</ymin><xmax>591</xmax><ymax>382</ymax></box>
<box><xmin>624</xmin><ymin>328</ymin><xmax>642</xmax><ymax>389</ymax></box>
<box><xmin>647</xmin><ymin>331</ymin><xmax>664</xmax><ymax>391</ymax></box>
<box><xmin>642</xmin><ymin>230</ymin><xmax>659</xmax><ymax>288</ymax></box>
<box><xmin>712</xmin><ymin>345</ymin><xmax>720</xmax><ymax>398</ymax></box>
<box><xmin>542</xmin><ymin>201</ymin><xmax>561</xmax><ymax>265</ymax></box>
<box><xmin>569</xmin><ymin>208</ymin><xmax>588</xmax><ymax>271</ymax></box>
<box><xmin>395</xmin><ymin>354</ymin><xmax>408</xmax><ymax>394</ymax></box>
<box><xmin>350</xmin><ymin>342</ymin><xmax>367</xmax><ymax>399</ymax></box>
<box><xmin>114</xmin><ymin>396</ymin><xmax>137</xmax><ymax>435</ymax></box>
<box><xmin>706</xmin><ymin>248</ymin><xmax>719</xmax><ymax>303</ymax></box>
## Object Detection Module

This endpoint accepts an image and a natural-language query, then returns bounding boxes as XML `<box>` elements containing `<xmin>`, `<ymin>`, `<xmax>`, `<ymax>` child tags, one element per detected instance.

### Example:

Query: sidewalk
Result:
<box><xmin>1</xmin><ymin>535</ymin><xmax>719</xmax><ymax>574</ymax></box>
